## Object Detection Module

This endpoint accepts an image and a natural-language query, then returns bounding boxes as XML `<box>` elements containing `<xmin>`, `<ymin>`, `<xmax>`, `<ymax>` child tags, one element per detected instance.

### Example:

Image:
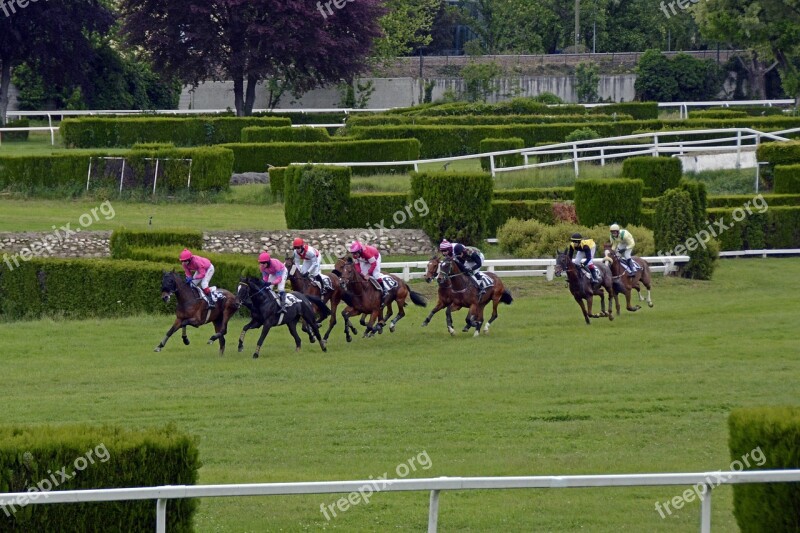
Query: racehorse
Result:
<box><xmin>421</xmin><ymin>256</ymin><xmax>513</xmax><ymax>336</ymax></box>
<box><xmin>554</xmin><ymin>250</ymin><xmax>617</xmax><ymax>325</ymax></box>
<box><xmin>235</xmin><ymin>277</ymin><xmax>329</xmax><ymax>359</ymax></box>
<box><xmin>602</xmin><ymin>244</ymin><xmax>654</xmax><ymax>313</ymax></box>
<box><xmin>283</xmin><ymin>257</ymin><xmax>358</xmax><ymax>342</ymax></box>
<box><xmin>337</xmin><ymin>257</ymin><xmax>427</xmax><ymax>339</ymax></box>
<box><xmin>155</xmin><ymin>271</ymin><xmax>239</xmax><ymax>356</ymax></box>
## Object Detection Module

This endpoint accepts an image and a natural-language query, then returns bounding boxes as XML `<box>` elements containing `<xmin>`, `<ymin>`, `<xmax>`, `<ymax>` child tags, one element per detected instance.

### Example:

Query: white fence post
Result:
<box><xmin>699</xmin><ymin>484</ymin><xmax>711</xmax><ymax>533</ymax></box>
<box><xmin>490</xmin><ymin>155</ymin><xmax>496</xmax><ymax>178</ymax></box>
<box><xmin>428</xmin><ymin>489</ymin><xmax>440</xmax><ymax>533</ymax></box>
<box><xmin>572</xmin><ymin>144</ymin><xmax>579</xmax><ymax>177</ymax></box>
<box><xmin>600</xmin><ymin>148</ymin><xmax>605</xmax><ymax>166</ymax></box>
<box><xmin>157</xmin><ymin>498</ymin><xmax>167</xmax><ymax>533</ymax></box>
<box><xmin>736</xmin><ymin>129</ymin><xmax>742</xmax><ymax>168</ymax></box>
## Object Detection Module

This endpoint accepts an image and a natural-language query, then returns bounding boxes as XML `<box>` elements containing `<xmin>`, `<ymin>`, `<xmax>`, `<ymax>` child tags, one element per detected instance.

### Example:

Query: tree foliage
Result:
<box><xmin>635</xmin><ymin>50</ymin><xmax>723</xmax><ymax>101</ymax></box>
<box><xmin>575</xmin><ymin>62</ymin><xmax>600</xmax><ymax>103</ymax></box>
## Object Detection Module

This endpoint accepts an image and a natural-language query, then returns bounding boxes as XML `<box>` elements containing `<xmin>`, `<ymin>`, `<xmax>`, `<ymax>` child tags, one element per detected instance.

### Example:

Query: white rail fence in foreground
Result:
<box><xmin>1</xmin><ymin>470</ymin><xmax>799</xmax><ymax>533</ymax></box>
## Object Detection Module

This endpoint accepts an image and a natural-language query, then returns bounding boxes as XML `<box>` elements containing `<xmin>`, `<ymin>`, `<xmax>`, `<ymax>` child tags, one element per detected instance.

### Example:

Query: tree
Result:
<box><xmin>634</xmin><ymin>50</ymin><xmax>678</xmax><ymax>101</ymax></box>
<box><xmin>0</xmin><ymin>0</ymin><xmax>114</xmax><ymax>125</ymax></box>
<box><xmin>575</xmin><ymin>62</ymin><xmax>599</xmax><ymax>103</ymax></box>
<box><xmin>372</xmin><ymin>0</ymin><xmax>440</xmax><ymax>58</ymax></box>
<box><xmin>121</xmin><ymin>0</ymin><xmax>385</xmax><ymax>116</ymax></box>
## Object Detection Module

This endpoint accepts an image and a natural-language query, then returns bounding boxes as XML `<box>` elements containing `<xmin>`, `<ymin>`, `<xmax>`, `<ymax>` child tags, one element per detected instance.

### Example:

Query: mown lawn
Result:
<box><xmin>1</xmin><ymin>258</ymin><xmax>797</xmax><ymax>531</ymax></box>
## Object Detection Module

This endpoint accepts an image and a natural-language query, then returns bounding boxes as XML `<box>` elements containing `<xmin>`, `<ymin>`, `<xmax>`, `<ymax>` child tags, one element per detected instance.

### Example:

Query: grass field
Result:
<box><xmin>2</xmin><ymin>258</ymin><xmax>798</xmax><ymax>531</ymax></box>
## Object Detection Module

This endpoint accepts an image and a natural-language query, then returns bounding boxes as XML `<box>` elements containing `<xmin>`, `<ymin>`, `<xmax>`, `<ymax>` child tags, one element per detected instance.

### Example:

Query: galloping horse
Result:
<box><xmin>554</xmin><ymin>250</ymin><xmax>617</xmax><ymax>325</ymax></box>
<box><xmin>422</xmin><ymin>256</ymin><xmax>513</xmax><ymax>336</ymax></box>
<box><xmin>283</xmin><ymin>257</ymin><xmax>358</xmax><ymax>342</ymax></box>
<box><xmin>337</xmin><ymin>257</ymin><xmax>427</xmax><ymax>339</ymax></box>
<box><xmin>602</xmin><ymin>244</ymin><xmax>654</xmax><ymax>313</ymax></box>
<box><xmin>235</xmin><ymin>277</ymin><xmax>329</xmax><ymax>358</ymax></box>
<box><xmin>155</xmin><ymin>271</ymin><xmax>240</xmax><ymax>356</ymax></box>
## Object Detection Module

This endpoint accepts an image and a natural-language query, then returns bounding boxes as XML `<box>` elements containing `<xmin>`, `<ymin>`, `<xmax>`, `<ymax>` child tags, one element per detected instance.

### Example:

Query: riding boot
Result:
<box><xmin>626</xmin><ymin>258</ymin><xmax>636</xmax><ymax>276</ymax></box>
<box><xmin>590</xmin><ymin>267</ymin><xmax>599</xmax><ymax>285</ymax></box>
<box><xmin>279</xmin><ymin>291</ymin><xmax>287</xmax><ymax>313</ymax></box>
<box><xmin>203</xmin><ymin>288</ymin><xmax>215</xmax><ymax>308</ymax></box>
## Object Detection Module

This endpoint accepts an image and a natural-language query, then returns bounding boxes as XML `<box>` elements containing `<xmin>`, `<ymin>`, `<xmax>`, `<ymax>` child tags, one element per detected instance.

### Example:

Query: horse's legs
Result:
<box><xmin>576</xmin><ymin>296</ymin><xmax>591</xmax><ymax>325</ymax></box>
<box><xmin>471</xmin><ymin>304</ymin><xmax>484</xmax><ymax>338</ymax></box>
<box><xmin>341</xmin><ymin>308</ymin><xmax>354</xmax><ymax>343</ymax></box>
<box><xmin>238</xmin><ymin>319</ymin><xmax>261</xmax><ymax>353</ymax></box>
<box><xmin>389</xmin><ymin>300</ymin><xmax>406</xmax><ymax>333</ymax></box>
<box><xmin>363</xmin><ymin>310</ymin><xmax>381</xmax><ymax>338</ymax></box>
<box><xmin>421</xmin><ymin>299</ymin><xmax>445</xmax><ymax>327</ymax></box>
<box><xmin>155</xmin><ymin>318</ymin><xmax>184</xmax><ymax>352</ymax></box>
<box><xmin>445</xmin><ymin>307</ymin><xmax>455</xmax><ymax>336</ymax></box>
<box><xmin>287</xmin><ymin>320</ymin><xmax>303</xmax><ymax>352</ymax></box>
<box><xmin>181</xmin><ymin>326</ymin><xmax>189</xmax><ymax>345</ymax></box>
<box><xmin>253</xmin><ymin>325</ymin><xmax>272</xmax><ymax>359</ymax></box>
<box><xmin>483</xmin><ymin>296</ymin><xmax>500</xmax><ymax>334</ymax></box>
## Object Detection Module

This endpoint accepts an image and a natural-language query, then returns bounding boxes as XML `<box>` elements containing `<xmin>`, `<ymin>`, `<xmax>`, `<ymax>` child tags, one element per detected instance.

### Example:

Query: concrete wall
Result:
<box><xmin>181</xmin><ymin>75</ymin><xmax>638</xmax><ymax>110</ymax></box>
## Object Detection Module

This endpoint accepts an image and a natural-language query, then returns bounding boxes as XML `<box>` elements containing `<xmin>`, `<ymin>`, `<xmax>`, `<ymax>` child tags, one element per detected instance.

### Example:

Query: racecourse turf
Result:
<box><xmin>1</xmin><ymin>258</ymin><xmax>798</xmax><ymax>531</ymax></box>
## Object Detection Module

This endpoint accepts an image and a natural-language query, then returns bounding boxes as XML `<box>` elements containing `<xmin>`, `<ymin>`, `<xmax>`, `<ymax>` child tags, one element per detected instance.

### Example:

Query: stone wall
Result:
<box><xmin>0</xmin><ymin>229</ymin><xmax>434</xmax><ymax>264</ymax></box>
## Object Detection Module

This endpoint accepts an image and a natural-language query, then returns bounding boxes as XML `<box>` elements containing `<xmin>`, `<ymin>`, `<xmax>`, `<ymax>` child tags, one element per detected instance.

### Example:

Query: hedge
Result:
<box><xmin>707</xmin><ymin>206</ymin><xmax>800</xmax><ymax>250</ymax></box>
<box><xmin>480</xmin><ymin>137</ymin><xmax>524</xmax><ymax>171</ymax></box>
<box><xmin>574</xmin><ymin>178</ymin><xmax>643</xmax><ymax>227</ymax></box>
<box><xmin>241</xmin><ymin>126</ymin><xmax>330</xmax><ymax>143</ymax></box>
<box><xmin>587</xmin><ymin>102</ymin><xmax>659</xmax><ymax>120</ymax></box>
<box><xmin>269</xmin><ymin>166</ymin><xmax>288</xmax><ymax>198</ymax></box>
<box><xmin>774</xmin><ymin>164</ymin><xmax>800</xmax><ymax>194</ymax></box>
<box><xmin>1</xmin><ymin>118</ymin><xmax>30</xmax><ymax>142</ymax></box>
<box><xmin>410</xmin><ymin>171</ymin><xmax>493</xmax><ymax>245</ymax></box>
<box><xmin>348</xmin><ymin>193</ymin><xmax>419</xmax><ymax>229</ymax></box>
<box><xmin>621</xmin><ymin>156</ymin><xmax>683</xmax><ymax>197</ymax></box>
<box><xmin>61</xmin><ymin>116</ymin><xmax>291</xmax><ymax>147</ymax></box>
<box><xmin>0</xmin><ymin>147</ymin><xmax>233</xmax><ymax>192</ymax></box>
<box><xmin>729</xmin><ymin>407</ymin><xmax>800</xmax><ymax>533</ymax></box>
<box><xmin>493</xmin><ymin>187</ymin><xmax>574</xmax><ymax>201</ymax></box>
<box><xmin>131</xmin><ymin>142</ymin><xmax>176</xmax><ymax>150</ymax></box>
<box><xmin>345</xmin><ymin>114</ymin><xmax>631</xmax><ymax>127</ymax></box>
<box><xmin>0</xmin><ymin>259</ymin><xmax>175</xmax><ymax>319</ymax></box>
<box><xmin>706</xmin><ymin>194</ymin><xmax>800</xmax><ymax>208</ymax></box>
<box><xmin>398</xmin><ymin>99</ymin><xmax>588</xmax><ymax>116</ymax></box>
<box><xmin>220</xmin><ymin>139</ymin><xmax>420</xmax><ymax>173</ymax></box>
<box><xmin>757</xmin><ymin>140</ymin><xmax>800</xmax><ymax>168</ymax></box>
<box><xmin>110</xmin><ymin>228</ymin><xmax>203</xmax><ymax>259</ymax></box>
<box><xmin>688</xmin><ymin>110</ymin><xmax>748</xmax><ymax>119</ymax></box>
<box><xmin>284</xmin><ymin>165</ymin><xmax>351</xmax><ymax>229</ymax></box>
<box><xmin>706</xmin><ymin>106</ymin><xmax>786</xmax><ymax>116</ymax></box>
<box><xmin>488</xmin><ymin>200</ymin><xmax>555</xmax><ymax>235</ymax></box>
<box><xmin>0</xmin><ymin>424</ymin><xmax>199</xmax><ymax>532</ymax></box>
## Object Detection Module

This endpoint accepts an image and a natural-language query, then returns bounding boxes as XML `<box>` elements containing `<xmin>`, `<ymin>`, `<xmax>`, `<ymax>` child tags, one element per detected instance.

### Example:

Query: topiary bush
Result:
<box><xmin>654</xmin><ymin>187</ymin><xmax>717</xmax><ymax>279</ymax></box>
<box><xmin>1</xmin><ymin>118</ymin><xmax>30</xmax><ymax>142</ymax></box>
<box><xmin>268</xmin><ymin>167</ymin><xmax>288</xmax><ymax>199</ymax></box>
<box><xmin>621</xmin><ymin>156</ymin><xmax>682</xmax><ymax>196</ymax></box>
<box><xmin>479</xmin><ymin>137</ymin><xmax>524</xmax><ymax>171</ymax></box>
<box><xmin>241</xmin><ymin>126</ymin><xmax>330</xmax><ymax>143</ymax></box>
<box><xmin>110</xmin><ymin>228</ymin><xmax>203</xmax><ymax>259</ymax></box>
<box><xmin>284</xmin><ymin>165</ymin><xmax>351</xmax><ymax>229</ymax></box>
<box><xmin>574</xmin><ymin>178</ymin><xmax>643</xmax><ymax>227</ymax></box>
<box><xmin>774</xmin><ymin>164</ymin><xmax>800</xmax><ymax>194</ymax></box>
<box><xmin>728</xmin><ymin>407</ymin><xmax>800</xmax><ymax>533</ymax></box>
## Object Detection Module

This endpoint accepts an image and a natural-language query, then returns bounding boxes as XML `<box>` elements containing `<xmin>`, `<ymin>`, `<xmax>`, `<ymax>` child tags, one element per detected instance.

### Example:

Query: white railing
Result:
<box><xmin>0</xmin><ymin>126</ymin><xmax>58</xmax><ymax>146</ymax></box>
<box><xmin>1</xmin><ymin>470</ymin><xmax>798</xmax><ymax>533</ymax></box>
<box><xmin>656</xmin><ymin>99</ymin><xmax>795</xmax><ymax>119</ymax></box>
<box><xmin>320</xmin><ymin>256</ymin><xmax>689</xmax><ymax>282</ymax></box>
<box><xmin>719</xmin><ymin>248</ymin><xmax>800</xmax><ymax>258</ymax></box>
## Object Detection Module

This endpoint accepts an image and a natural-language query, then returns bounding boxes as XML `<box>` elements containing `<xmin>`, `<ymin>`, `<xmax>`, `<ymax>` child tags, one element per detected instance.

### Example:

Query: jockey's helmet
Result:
<box><xmin>258</xmin><ymin>251</ymin><xmax>270</xmax><ymax>264</ymax></box>
<box><xmin>292</xmin><ymin>237</ymin><xmax>305</xmax><ymax>249</ymax></box>
<box><xmin>571</xmin><ymin>233</ymin><xmax>583</xmax><ymax>243</ymax></box>
<box><xmin>349</xmin><ymin>241</ymin><xmax>363</xmax><ymax>254</ymax></box>
<box><xmin>179</xmin><ymin>249</ymin><xmax>192</xmax><ymax>262</ymax></box>
<box><xmin>453</xmin><ymin>243</ymin><xmax>465</xmax><ymax>256</ymax></box>
<box><xmin>609</xmin><ymin>223</ymin><xmax>620</xmax><ymax>234</ymax></box>
<box><xmin>439</xmin><ymin>239</ymin><xmax>452</xmax><ymax>252</ymax></box>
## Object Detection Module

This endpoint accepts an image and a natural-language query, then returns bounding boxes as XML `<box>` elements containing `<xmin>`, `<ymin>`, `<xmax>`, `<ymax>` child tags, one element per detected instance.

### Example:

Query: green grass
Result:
<box><xmin>1</xmin><ymin>258</ymin><xmax>797</xmax><ymax>531</ymax></box>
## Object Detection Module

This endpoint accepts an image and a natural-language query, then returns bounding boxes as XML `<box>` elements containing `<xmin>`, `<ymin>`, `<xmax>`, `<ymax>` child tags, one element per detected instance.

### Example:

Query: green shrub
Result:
<box><xmin>564</xmin><ymin>128</ymin><xmax>600</xmax><ymax>143</ymax></box>
<box><xmin>241</xmin><ymin>126</ymin><xmax>330</xmax><ymax>143</ymax></box>
<box><xmin>1</xmin><ymin>118</ymin><xmax>30</xmax><ymax>142</ymax></box>
<box><xmin>131</xmin><ymin>142</ymin><xmax>176</xmax><ymax>150</ymax></box>
<box><xmin>679</xmin><ymin>178</ymin><xmax>708</xmax><ymax>230</ymax></box>
<box><xmin>728</xmin><ymin>407</ymin><xmax>800</xmax><ymax>533</ymax></box>
<box><xmin>757</xmin><ymin>140</ymin><xmax>800</xmax><ymax>167</ymax></box>
<box><xmin>61</xmin><ymin>116</ymin><xmax>291</xmax><ymax>147</ymax></box>
<box><xmin>348</xmin><ymin>193</ymin><xmax>420</xmax><ymax>229</ymax></box>
<box><xmin>410</xmin><ymin>171</ymin><xmax>493</xmax><ymax>245</ymax></box>
<box><xmin>575</xmin><ymin>178</ymin><xmax>643</xmax><ymax>227</ymax></box>
<box><xmin>707</xmin><ymin>194</ymin><xmax>800</xmax><ymax>208</ymax></box>
<box><xmin>110</xmin><ymin>228</ymin><xmax>203</xmax><ymax>259</ymax></box>
<box><xmin>588</xmin><ymin>102</ymin><xmax>659</xmax><ymax>120</ymax></box>
<box><xmin>706</xmin><ymin>106</ymin><xmax>786</xmax><ymax>116</ymax></box>
<box><xmin>488</xmin><ymin>200</ymin><xmax>555</xmax><ymax>235</ymax></box>
<box><xmin>654</xmin><ymin>188</ymin><xmax>717</xmax><ymax>279</ymax></box>
<box><xmin>284</xmin><ymin>165</ymin><xmax>351</xmax><ymax>229</ymax></box>
<box><xmin>688</xmin><ymin>110</ymin><xmax>748</xmax><ymax>119</ymax></box>
<box><xmin>399</xmin><ymin>98</ymin><xmax>587</xmax><ymax>116</ymax></box>
<box><xmin>493</xmin><ymin>187</ymin><xmax>574</xmax><ymax>201</ymax></box>
<box><xmin>480</xmin><ymin>137</ymin><xmax>524</xmax><ymax>171</ymax></box>
<box><xmin>621</xmin><ymin>156</ymin><xmax>682</xmax><ymax>196</ymax></box>
<box><xmin>0</xmin><ymin>424</ymin><xmax>199</xmax><ymax>532</ymax></box>
<box><xmin>766</xmin><ymin>206</ymin><xmax>800</xmax><ymax>248</ymax></box>
<box><xmin>344</xmin><ymin>114</ymin><xmax>628</xmax><ymax>127</ymax></box>
<box><xmin>531</xmin><ymin>92</ymin><xmax>563</xmax><ymax>104</ymax></box>
<box><xmin>221</xmin><ymin>139</ymin><xmax>420</xmax><ymax>173</ymax></box>
<box><xmin>774</xmin><ymin>164</ymin><xmax>800</xmax><ymax>194</ymax></box>
<box><xmin>269</xmin><ymin>166</ymin><xmax>288</xmax><ymax>199</ymax></box>
<box><xmin>706</xmin><ymin>208</ymin><xmax>769</xmax><ymax>250</ymax></box>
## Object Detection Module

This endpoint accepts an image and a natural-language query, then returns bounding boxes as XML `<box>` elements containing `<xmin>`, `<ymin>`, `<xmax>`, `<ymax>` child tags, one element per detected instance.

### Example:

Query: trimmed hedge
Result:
<box><xmin>241</xmin><ymin>126</ymin><xmax>330</xmax><ymax>143</ymax></box>
<box><xmin>348</xmin><ymin>193</ymin><xmax>418</xmax><ymax>229</ymax></box>
<box><xmin>706</xmin><ymin>194</ymin><xmax>800</xmax><ymax>208</ymax></box>
<box><xmin>221</xmin><ymin>139</ymin><xmax>420</xmax><ymax>173</ymax></box>
<box><xmin>398</xmin><ymin>99</ymin><xmax>588</xmax><ymax>116</ymax></box>
<box><xmin>410</xmin><ymin>171</ymin><xmax>493</xmax><ymax>245</ymax></box>
<box><xmin>688</xmin><ymin>110</ymin><xmax>748</xmax><ymax>119</ymax></box>
<box><xmin>0</xmin><ymin>424</ymin><xmax>199</xmax><ymax>532</ymax></box>
<box><xmin>480</xmin><ymin>137</ymin><xmax>524</xmax><ymax>171</ymax></box>
<box><xmin>655</xmin><ymin>186</ymin><xmax>717</xmax><ymax>279</ymax></box>
<box><xmin>587</xmin><ymin>102</ymin><xmax>659</xmax><ymax>120</ymax></box>
<box><xmin>345</xmin><ymin>114</ymin><xmax>631</xmax><ymax>127</ymax></box>
<box><xmin>61</xmin><ymin>116</ymin><xmax>292</xmax><ymax>148</ymax></box>
<box><xmin>757</xmin><ymin>140</ymin><xmax>800</xmax><ymax>167</ymax></box>
<box><xmin>493</xmin><ymin>187</ymin><xmax>574</xmax><ymax>201</ymax></box>
<box><xmin>269</xmin><ymin>166</ymin><xmax>288</xmax><ymax>198</ymax></box>
<box><xmin>574</xmin><ymin>178</ymin><xmax>643</xmax><ymax>227</ymax></box>
<box><xmin>284</xmin><ymin>165</ymin><xmax>351</xmax><ymax>229</ymax></box>
<box><xmin>621</xmin><ymin>156</ymin><xmax>682</xmax><ymax>196</ymax></box>
<box><xmin>729</xmin><ymin>407</ymin><xmax>800</xmax><ymax>533</ymax></box>
<box><xmin>707</xmin><ymin>205</ymin><xmax>800</xmax><ymax>250</ymax></box>
<box><xmin>707</xmin><ymin>106</ymin><xmax>786</xmax><ymax>116</ymax></box>
<box><xmin>774</xmin><ymin>164</ymin><xmax>800</xmax><ymax>194</ymax></box>
<box><xmin>110</xmin><ymin>228</ymin><xmax>203</xmax><ymax>259</ymax></box>
<box><xmin>1</xmin><ymin>118</ymin><xmax>30</xmax><ymax>142</ymax></box>
<box><xmin>488</xmin><ymin>200</ymin><xmax>555</xmax><ymax>235</ymax></box>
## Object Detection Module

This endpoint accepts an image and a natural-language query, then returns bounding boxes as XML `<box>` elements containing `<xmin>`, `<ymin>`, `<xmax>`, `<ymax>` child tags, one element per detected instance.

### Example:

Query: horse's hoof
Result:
<box><xmin>182</xmin><ymin>337</ymin><xmax>190</xmax><ymax>346</ymax></box>
<box><xmin>352</xmin><ymin>329</ymin><xmax>358</xmax><ymax>336</ymax></box>
<box><xmin>252</xmin><ymin>353</ymin><xmax>259</xmax><ymax>359</ymax></box>
<box><xmin>421</xmin><ymin>321</ymin><xmax>428</xmax><ymax>327</ymax></box>
<box><xmin>320</xmin><ymin>340</ymin><xmax>327</xmax><ymax>352</ymax></box>
<box><xmin>448</xmin><ymin>327</ymin><xmax>455</xmax><ymax>336</ymax></box>
<box><xmin>207</xmin><ymin>339</ymin><xmax>214</xmax><ymax>345</ymax></box>
<box><xmin>346</xmin><ymin>336</ymin><xmax>352</xmax><ymax>343</ymax></box>
<box><xmin>462</xmin><ymin>326</ymin><xmax>470</xmax><ymax>333</ymax></box>
<box><xmin>359</xmin><ymin>318</ymin><xmax>366</xmax><ymax>326</ymax></box>
<box><xmin>295</xmin><ymin>347</ymin><xmax>301</xmax><ymax>352</ymax></box>
<box><xmin>154</xmin><ymin>346</ymin><xmax>162</xmax><ymax>352</ymax></box>
<box><xmin>648</xmin><ymin>302</ymin><xmax>654</xmax><ymax>308</ymax></box>
<box><xmin>608</xmin><ymin>315</ymin><xmax>614</xmax><ymax>321</ymax></box>
<box><xmin>310</xmin><ymin>337</ymin><xmax>316</xmax><ymax>343</ymax></box>
<box><xmin>390</xmin><ymin>325</ymin><xmax>396</xmax><ymax>333</ymax></box>
<box><xmin>473</xmin><ymin>330</ymin><xmax>480</xmax><ymax>338</ymax></box>
<box><xmin>238</xmin><ymin>344</ymin><xmax>244</xmax><ymax>353</ymax></box>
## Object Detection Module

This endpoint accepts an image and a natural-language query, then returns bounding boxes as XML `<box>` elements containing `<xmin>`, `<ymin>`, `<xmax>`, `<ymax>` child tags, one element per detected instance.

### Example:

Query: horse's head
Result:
<box><xmin>161</xmin><ymin>271</ymin><xmax>178</xmax><ymax>302</ymax></box>
<box><xmin>235</xmin><ymin>277</ymin><xmax>251</xmax><ymax>307</ymax></box>
<box><xmin>338</xmin><ymin>257</ymin><xmax>359</xmax><ymax>291</ymax></box>
<box><xmin>425</xmin><ymin>255</ymin><xmax>440</xmax><ymax>283</ymax></box>
<box><xmin>554</xmin><ymin>249</ymin><xmax>571</xmax><ymax>277</ymax></box>
<box><xmin>436</xmin><ymin>258</ymin><xmax>453</xmax><ymax>286</ymax></box>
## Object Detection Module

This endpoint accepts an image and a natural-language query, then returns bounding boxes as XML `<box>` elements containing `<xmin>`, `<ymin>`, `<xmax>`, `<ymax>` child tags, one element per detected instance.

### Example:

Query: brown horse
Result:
<box><xmin>602</xmin><ymin>245</ymin><xmax>654</xmax><ymax>312</ymax></box>
<box><xmin>155</xmin><ymin>271</ymin><xmax>240</xmax><ymax>355</ymax></box>
<box><xmin>554</xmin><ymin>250</ymin><xmax>617</xmax><ymax>325</ymax></box>
<box><xmin>337</xmin><ymin>257</ymin><xmax>427</xmax><ymax>338</ymax></box>
<box><xmin>422</xmin><ymin>256</ymin><xmax>513</xmax><ymax>336</ymax></box>
<box><xmin>283</xmin><ymin>257</ymin><xmax>359</xmax><ymax>342</ymax></box>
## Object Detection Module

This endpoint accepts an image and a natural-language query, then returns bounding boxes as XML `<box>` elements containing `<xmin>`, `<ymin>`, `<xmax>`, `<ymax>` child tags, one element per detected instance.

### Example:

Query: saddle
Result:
<box><xmin>369</xmin><ymin>275</ymin><xmax>397</xmax><ymax>293</ymax></box>
<box><xmin>474</xmin><ymin>272</ymin><xmax>494</xmax><ymax>290</ymax></box>
<box><xmin>314</xmin><ymin>274</ymin><xmax>333</xmax><ymax>293</ymax></box>
<box><xmin>191</xmin><ymin>285</ymin><xmax>225</xmax><ymax>303</ymax></box>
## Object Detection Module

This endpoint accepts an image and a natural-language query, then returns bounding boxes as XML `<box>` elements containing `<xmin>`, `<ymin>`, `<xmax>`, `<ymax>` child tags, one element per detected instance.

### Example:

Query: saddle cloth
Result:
<box><xmin>271</xmin><ymin>291</ymin><xmax>302</xmax><ymax>306</ymax></box>
<box><xmin>313</xmin><ymin>274</ymin><xmax>333</xmax><ymax>292</ymax></box>
<box><xmin>475</xmin><ymin>272</ymin><xmax>494</xmax><ymax>290</ymax></box>
<box><xmin>192</xmin><ymin>285</ymin><xmax>225</xmax><ymax>302</ymax></box>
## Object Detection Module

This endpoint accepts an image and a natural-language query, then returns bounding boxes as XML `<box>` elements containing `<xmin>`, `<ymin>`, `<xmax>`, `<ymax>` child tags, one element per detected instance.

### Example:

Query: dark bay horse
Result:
<box><xmin>555</xmin><ymin>250</ymin><xmax>617</xmax><ymax>325</ymax></box>
<box><xmin>283</xmin><ymin>257</ymin><xmax>358</xmax><ymax>342</ymax></box>
<box><xmin>338</xmin><ymin>257</ymin><xmax>427</xmax><ymax>339</ymax></box>
<box><xmin>235</xmin><ymin>277</ymin><xmax>329</xmax><ymax>358</ymax></box>
<box><xmin>422</xmin><ymin>256</ymin><xmax>514</xmax><ymax>335</ymax></box>
<box><xmin>422</xmin><ymin>257</ymin><xmax>513</xmax><ymax>337</ymax></box>
<box><xmin>155</xmin><ymin>271</ymin><xmax>240</xmax><ymax>356</ymax></box>
<box><xmin>602</xmin><ymin>245</ymin><xmax>654</xmax><ymax>312</ymax></box>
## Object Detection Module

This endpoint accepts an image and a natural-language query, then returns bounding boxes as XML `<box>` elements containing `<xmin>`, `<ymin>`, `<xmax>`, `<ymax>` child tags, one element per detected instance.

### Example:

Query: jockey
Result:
<box><xmin>348</xmin><ymin>240</ymin><xmax>387</xmax><ymax>301</ymax></box>
<box><xmin>258</xmin><ymin>251</ymin><xmax>289</xmax><ymax>312</ymax></box>
<box><xmin>453</xmin><ymin>243</ymin><xmax>487</xmax><ymax>298</ymax></box>
<box><xmin>179</xmin><ymin>249</ymin><xmax>216</xmax><ymax>308</ymax></box>
<box><xmin>439</xmin><ymin>239</ymin><xmax>460</xmax><ymax>258</ymax></box>
<box><xmin>292</xmin><ymin>237</ymin><xmax>326</xmax><ymax>293</ymax></box>
<box><xmin>568</xmin><ymin>233</ymin><xmax>599</xmax><ymax>283</ymax></box>
<box><xmin>609</xmin><ymin>223</ymin><xmax>636</xmax><ymax>276</ymax></box>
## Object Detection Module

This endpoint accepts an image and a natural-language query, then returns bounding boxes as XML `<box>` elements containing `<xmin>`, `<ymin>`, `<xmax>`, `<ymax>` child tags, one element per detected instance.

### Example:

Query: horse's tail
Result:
<box><xmin>409</xmin><ymin>289</ymin><xmax>427</xmax><ymax>307</ymax></box>
<box><xmin>306</xmin><ymin>295</ymin><xmax>331</xmax><ymax>321</ymax></box>
<box><xmin>500</xmin><ymin>289</ymin><xmax>513</xmax><ymax>305</ymax></box>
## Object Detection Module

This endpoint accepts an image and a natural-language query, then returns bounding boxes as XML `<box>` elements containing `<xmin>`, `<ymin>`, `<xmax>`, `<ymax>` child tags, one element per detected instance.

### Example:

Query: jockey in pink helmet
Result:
<box><xmin>258</xmin><ymin>251</ymin><xmax>289</xmax><ymax>312</ymax></box>
<box><xmin>348</xmin><ymin>240</ymin><xmax>387</xmax><ymax>301</ymax></box>
<box><xmin>179</xmin><ymin>249</ymin><xmax>216</xmax><ymax>308</ymax></box>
